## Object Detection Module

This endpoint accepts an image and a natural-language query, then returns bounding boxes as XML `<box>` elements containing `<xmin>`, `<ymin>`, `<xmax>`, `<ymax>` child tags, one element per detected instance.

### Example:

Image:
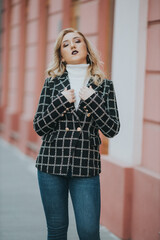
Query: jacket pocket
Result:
<box><xmin>42</xmin><ymin>131</ymin><xmax>57</xmax><ymax>142</ymax></box>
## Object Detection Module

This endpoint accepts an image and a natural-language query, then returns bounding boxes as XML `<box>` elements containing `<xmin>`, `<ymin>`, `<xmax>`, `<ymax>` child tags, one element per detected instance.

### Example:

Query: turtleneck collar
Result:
<box><xmin>66</xmin><ymin>64</ymin><xmax>89</xmax><ymax>110</ymax></box>
<box><xmin>66</xmin><ymin>64</ymin><xmax>89</xmax><ymax>78</ymax></box>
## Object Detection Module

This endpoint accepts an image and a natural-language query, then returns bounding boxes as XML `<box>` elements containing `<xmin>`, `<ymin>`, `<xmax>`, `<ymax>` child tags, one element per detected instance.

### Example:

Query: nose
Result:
<box><xmin>70</xmin><ymin>41</ymin><xmax>76</xmax><ymax>49</ymax></box>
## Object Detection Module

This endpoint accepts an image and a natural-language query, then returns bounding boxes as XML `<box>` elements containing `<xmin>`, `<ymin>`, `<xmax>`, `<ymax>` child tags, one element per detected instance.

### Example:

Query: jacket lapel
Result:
<box><xmin>55</xmin><ymin>72</ymin><xmax>101</xmax><ymax>122</ymax></box>
<box><xmin>75</xmin><ymin>78</ymin><xmax>104</xmax><ymax>123</ymax></box>
<box><xmin>55</xmin><ymin>72</ymin><xmax>79</xmax><ymax>120</ymax></box>
<box><xmin>56</xmin><ymin>72</ymin><xmax>71</xmax><ymax>91</ymax></box>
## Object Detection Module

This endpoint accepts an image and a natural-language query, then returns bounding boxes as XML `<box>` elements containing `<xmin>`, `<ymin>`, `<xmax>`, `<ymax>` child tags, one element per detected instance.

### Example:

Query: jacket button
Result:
<box><xmin>84</xmin><ymin>106</ymin><xmax>87</xmax><ymax>109</ymax></box>
<box><xmin>66</xmin><ymin>108</ymin><xmax>69</xmax><ymax>111</ymax></box>
<box><xmin>87</xmin><ymin>113</ymin><xmax>91</xmax><ymax>117</ymax></box>
<box><xmin>77</xmin><ymin>127</ymin><xmax>81</xmax><ymax>131</ymax></box>
<box><xmin>61</xmin><ymin>114</ymin><xmax>64</xmax><ymax>116</ymax></box>
<box><xmin>65</xmin><ymin>127</ymin><xmax>69</xmax><ymax>131</ymax></box>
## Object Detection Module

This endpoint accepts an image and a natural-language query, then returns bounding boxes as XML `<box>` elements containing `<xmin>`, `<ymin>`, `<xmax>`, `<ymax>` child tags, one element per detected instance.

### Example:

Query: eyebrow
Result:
<box><xmin>62</xmin><ymin>36</ymin><xmax>81</xmax><ymax>43</ymax></box>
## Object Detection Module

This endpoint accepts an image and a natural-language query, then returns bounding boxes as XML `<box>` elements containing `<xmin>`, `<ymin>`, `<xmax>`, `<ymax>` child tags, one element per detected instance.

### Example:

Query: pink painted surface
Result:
<box><xmin>48</xmin><ymin>0</ymin><xmax>63</xmax><ymax>14</ymax></box>
<box><xmin>10</xmin><ymin>3</ymin><xmax>20</xmax><ymax>26</ymax></box>
<box><xmin>100</xmin><ymin>158</ymin><xmax>132</xmax><ymax>239</ymax></box>
<box><xmin>3</xmin><ymin>110</ymin><xmax>19</xmax><ymax>141</ymax></box>
<box><xmin>7</xmin><ymin>91</ymin><xmax>18</xmax><ymax>113</ymax></box>
<box><xmin>146</xmin><ymin>24</ymin><xmax>160</xmax><ymax>71</ymax></box>
<box><xmin>7</xmin><ymin>69</ymin><xmax>19</xmax><ymax>113</ymax></box>
<box><xmin>26</xmin><ymin>21</ymin><xmax>39</xmax><ymax>44</ymax></box>
<box><xmin>131</xmin><ymin>167</ymin><xmax>160</xmax><ymax>240</ymax></box>
<box><xmin>9</xmin><ymin>48</ymin><xmax>19</xmax><ymax>69</ymax></box>
<box><xmin>23</xmin><ymin>1</ymin><xmax>40</xmax><ymax>121</ymax></box>
<box><xmin>86</xmin><ymin>35</ymin><xmax>98</xmax><ymax>48</ymax></box>
<box><xmin>7</xmin><ymin>88</ymin><xmax>19</xmax><ymax>112</ymax></box>
<box><xmin>0</xmin><ymin>15</ymin><xmax>4</xmax><ymax>49</ymax></box>
<box><xmin>27</xmin><ymin>0</ymin><xmax>39</xmax><ymax>20</ymax></box>
<box><xmin>23</xmin><ymin>43</ymin><xmax>38</xmax><ymax>117</ymax></box>
<box><xmin>45</xmin><ymin>42</ymin><xmax>55</xmax><ymax>68</ymax></box>
<box><xmin>144</xmin><ymin>73</ymin><xmax>160</xmax><ymax>122</ymax></box>
<box><xmin>12</xmin><ymin>0</ymin><xmax>20</xmax><ymax>4</ymax></box>
<box><xmin>23</xmin><ymin>93</ymin><xmax>36</xmax><ymax>118</ymax></box>
<box><xmin>24</xmin><ymin>71</ymin><xmax>37</xmax><ymax>93</ymax></box>
<box><xmin>79</xmin><ymin>1</ymin><xmax>98</xmax><ymax>34</ymax></box>
<box><xmin>148</xmin><ymin>0</ymin><xmax>160</xmax><ymax>21</ymax></box>
<box><xmin>18</xmin><ymin>0</ymin><xmax>48</xmax><ymax>152</ymax></box>
<box><xmin>62</xmin><ymin>0</ymin><xmax>72</xmax><ymax>29</ymax></box>
<box><xmin>19</xmin><ymin>117</ymin><xmax>35</xmax><ymax>153</ymax></box>
<box><xmin>8</xmin><ymin>70</ymin><xmax>18</xmax><ymax>90</ymax></box>
<box><xmin>47</xmin><ymin>13</ymin><xmax>62</xmax><ymax>42</ymax></box>
<box><xmin>25</xmin><ymin>45</ymin><xmax>38</xmax><ymax>69</ymax></box>
<box><xmin>10</xmin><ymin>26</ymin><xmax>20</xmax><ymax>46</ymax></box>
<box><xmin>142</xmin><ymin>122</ymin><xmax>160</xmax><ymax>174</ymax></box>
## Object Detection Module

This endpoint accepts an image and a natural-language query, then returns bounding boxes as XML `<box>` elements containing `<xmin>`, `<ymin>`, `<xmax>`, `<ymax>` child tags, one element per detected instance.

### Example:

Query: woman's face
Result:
<box><xmin>60</xmin><ymin>32</ymin><xmax>88</xmax><ymax>65</ymax></box>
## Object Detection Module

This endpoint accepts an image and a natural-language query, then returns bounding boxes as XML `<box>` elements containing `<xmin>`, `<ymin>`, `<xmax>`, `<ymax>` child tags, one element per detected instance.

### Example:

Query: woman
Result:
<box><xmin>33</xmin><ymin>28</ymin><xmax>120</xmax><ymax>240</ymax></box>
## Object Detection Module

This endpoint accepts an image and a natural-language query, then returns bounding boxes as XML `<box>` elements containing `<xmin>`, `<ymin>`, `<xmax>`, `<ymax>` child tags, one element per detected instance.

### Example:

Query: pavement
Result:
<box><xmin>0</xmin><ymin>138</ymin><xmax>120</xmax><ymax>240</ymax></box>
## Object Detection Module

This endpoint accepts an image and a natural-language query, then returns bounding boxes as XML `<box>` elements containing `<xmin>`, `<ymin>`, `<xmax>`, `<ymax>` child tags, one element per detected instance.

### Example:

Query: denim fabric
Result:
<box><xmin>37</xmin><ymin>169</ymin><xmax>101</xmax><ymax>240</ymax></box>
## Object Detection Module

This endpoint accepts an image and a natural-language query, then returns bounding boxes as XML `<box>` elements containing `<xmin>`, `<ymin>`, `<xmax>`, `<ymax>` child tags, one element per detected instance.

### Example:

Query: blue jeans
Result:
<box><xmin>37</xmin><ymin>169</ymin><xmax>101</xmax><ymax>240</ymax></box>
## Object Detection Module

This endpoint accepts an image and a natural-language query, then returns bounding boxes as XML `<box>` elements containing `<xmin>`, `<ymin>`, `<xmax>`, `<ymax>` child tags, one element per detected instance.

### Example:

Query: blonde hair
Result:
<box><xmin>46</xmin><ymin>28</ymin><xmax>106</xmax><ymax>86</ymax></box>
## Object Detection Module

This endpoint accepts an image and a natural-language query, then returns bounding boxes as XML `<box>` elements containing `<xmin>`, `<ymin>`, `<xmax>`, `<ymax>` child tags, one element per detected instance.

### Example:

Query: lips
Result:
<box><xmin>72</xmin><ymin>50</ymin><xmax>78</xmax><ymax>55</ymax></box>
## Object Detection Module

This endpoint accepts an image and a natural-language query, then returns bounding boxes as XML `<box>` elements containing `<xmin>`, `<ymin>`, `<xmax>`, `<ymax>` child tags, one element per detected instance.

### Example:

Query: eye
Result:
<box><xmin>63</xmin><ymin>43</ymin><xmax>69</xmax><ymax>48</ymax></box>
<box><xmin>75</xmin><ymin>39</ymin><xmax>81</xmax><ymax>43</ymax></box>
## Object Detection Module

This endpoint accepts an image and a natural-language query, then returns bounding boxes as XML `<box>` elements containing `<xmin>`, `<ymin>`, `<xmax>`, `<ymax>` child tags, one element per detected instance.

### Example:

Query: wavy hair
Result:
<box><xmin>46</xmin><ymin>28</ymin><xmax>106</xmax><ymax>86</ymax></box>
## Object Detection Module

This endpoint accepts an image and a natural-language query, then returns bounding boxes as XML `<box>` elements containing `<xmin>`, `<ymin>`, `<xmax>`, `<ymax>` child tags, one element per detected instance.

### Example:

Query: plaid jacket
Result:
<box><xmin>33</xmin><ymin>72</ymin><xmax>120</xmax><ymax>177</ymax></box>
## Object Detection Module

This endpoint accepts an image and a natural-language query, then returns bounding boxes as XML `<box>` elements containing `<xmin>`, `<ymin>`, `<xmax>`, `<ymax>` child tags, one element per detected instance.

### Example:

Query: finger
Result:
<box><xmin>63</xmin><ymin>87</ymin><xmax>67</xmax><ymax>92</ymax></box>
<box><xmin>71</xmin><ymin>92</ymin><xmax>75</xmax><ymax>97</ymax></box>
<box><xmin>71</xmin><ymin>96</ymin><xmax>76</xmax><ymax>102</ymax></box>
<box><xmin>70</xmin><ymin>89</ymin><xmax>75</xmax><ymax>93</ymax></box>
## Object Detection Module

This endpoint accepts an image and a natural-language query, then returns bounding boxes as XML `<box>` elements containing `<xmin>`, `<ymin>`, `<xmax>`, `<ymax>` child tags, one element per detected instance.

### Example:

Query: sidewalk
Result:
<box><xmin>0</xmin><ymin>138</ymin><xmax>120</xmax><ymax>240</ymax></box>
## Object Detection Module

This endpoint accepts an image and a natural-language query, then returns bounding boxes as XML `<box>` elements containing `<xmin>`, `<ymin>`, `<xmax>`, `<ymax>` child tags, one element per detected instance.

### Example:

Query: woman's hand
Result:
<box><xmin>79</xmin><ymin>86</ymin><xmax>95</xmax><ymax>101</ymax></box>
<box><xmin>62</xmin><ymin>88</ymin><xmax>76</xmax><ymax>103</ymax></box>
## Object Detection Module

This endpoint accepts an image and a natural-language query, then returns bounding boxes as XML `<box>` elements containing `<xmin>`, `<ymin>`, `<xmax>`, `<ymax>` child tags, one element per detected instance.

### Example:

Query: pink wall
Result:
<box><xmin>3</xmin><ymin>0</ymin><xmax>22</xmax><ymax>141</ymax></box>
<box><xmin>45</xmin><ymin>0</ymin><xmax>63</xmax><ymax>69</ymax></box>
<box><xmin>142</xmin><ymin>0</ymin><xmax>160</xmax><ymax>172</ymax></box>
<box><xmin>131</xmin><ymin>168</ymin><xmax>160</xmax><ymax>240</ymax></box>
<box><xmin>131</xmin><ymin>0</ymin><xmax>160</xmax><ymax>239</ymax></box>
<box><xmin>100</xmin><ymin>159</ymin><xmax>133</xmax><ymax>239</ymax></box>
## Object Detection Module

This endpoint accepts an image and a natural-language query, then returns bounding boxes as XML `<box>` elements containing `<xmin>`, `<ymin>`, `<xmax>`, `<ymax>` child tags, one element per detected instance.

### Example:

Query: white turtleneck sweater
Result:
<box><xmin>66</xmin><ymin>64</ymin><xmax>89</xmax><ymax>109</ymax></box>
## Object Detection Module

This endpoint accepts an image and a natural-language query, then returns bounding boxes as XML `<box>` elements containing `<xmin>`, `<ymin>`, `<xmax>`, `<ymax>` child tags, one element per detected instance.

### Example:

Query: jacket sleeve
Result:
<box><xmin>82</xmin><ymin>80</ymin><xmax>120</xmax><ymax>138</ymax></box>
<box><xmin>33</xmin><ymin>78</ymin><xmax>72</xmax><ymax>136</ymax></box>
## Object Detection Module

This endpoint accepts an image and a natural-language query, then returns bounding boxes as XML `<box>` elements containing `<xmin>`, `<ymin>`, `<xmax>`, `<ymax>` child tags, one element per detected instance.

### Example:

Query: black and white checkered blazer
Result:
<box><xmin>33</xmin><ymin>71</ymin><xmax>120</xmax><ymax>177</ymax></box>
